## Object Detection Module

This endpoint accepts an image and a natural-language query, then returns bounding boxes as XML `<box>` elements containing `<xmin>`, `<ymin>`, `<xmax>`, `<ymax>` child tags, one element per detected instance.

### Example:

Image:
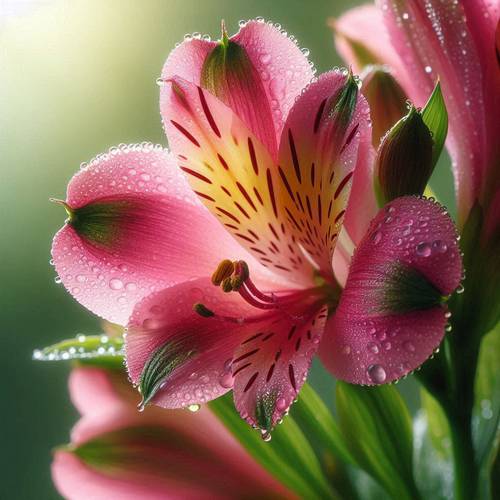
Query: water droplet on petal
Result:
<box><xmin>276</xmin><ymin>397</ymin><xmax>287</xmax><ymax>411</ymax></box>
<box><xmin>219</xmin><ymin>373</ymin><xmax>234</xmax><ymax>389</ymax></box>
<box><xmin>416</xmin><ymin>242</ymin><xmax>432</xmax><ymax>257</ymax></box>
<box><xmin>187</xmin><ymin>404</ymin><xmax>201</xmax><ymax>412</ymax></box>
<box><xmin>367</xmin><ymin>364</ymin><xmax>386</xmax><ymax>383</ymax></box>
<box><xmin>109</xmin><ymin>278</ymin><xmax>124</xmax><ymax>290</ymax></box>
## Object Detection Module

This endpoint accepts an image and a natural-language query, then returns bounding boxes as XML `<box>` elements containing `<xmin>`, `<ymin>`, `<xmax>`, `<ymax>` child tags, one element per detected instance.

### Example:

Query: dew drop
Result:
<box><xmin>187</xmin><ymin>404</ymin><xmax>201</xmax><ymax>412</ymax></box>
<box><xmin>432</xmin><ymin>240</ymin><xmax>448</xmax><ymax>253</ymax></box>
<box><xmin>261</xmin><ymin>430</ymin><xmax>272</xmax><ymax>442</ymax></box>
<box><xmin>276</xmin><ymin>397</ymin><xmax>287</xmax><ymax>411</ymax></box>
<box><xmin>371</xmin><ymin>231</ymin><xmax>382</xmax><ymax>244</ymax></box>
<box><xmin>425</xmin><ymin>65</ymin><xmax>432</xmax><ymax>74</ymax></box>
<box><xmin>109</xmin><ymin>278</ymin><xmax>124</xmax><ymax>290</ymax></box>
<box><xmin>219</xmin><ymin>373</ymin><xmax>234</xmax><ymax>389</ymax></box>
<box><xmin>416</xmin><ymin>242</ymin><xmax>432</xmax><ymax>257</ymax></box>
<box><xmin>367</xmin><ymin>364</ymin><xmax>386</xmax><ymax>383</ymax></box>
<box><xmin>367</xmin><ymin>342</ymin><xmax>379</xmax><ymax>354</ymax></box>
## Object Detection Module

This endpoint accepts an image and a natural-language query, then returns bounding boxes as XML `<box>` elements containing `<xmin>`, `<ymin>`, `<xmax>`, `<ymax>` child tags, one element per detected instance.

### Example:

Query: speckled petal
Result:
<box><xmin>320</xmin><ymin>196</ymin><xmax>463</xmax><ymax>385</ymax></box>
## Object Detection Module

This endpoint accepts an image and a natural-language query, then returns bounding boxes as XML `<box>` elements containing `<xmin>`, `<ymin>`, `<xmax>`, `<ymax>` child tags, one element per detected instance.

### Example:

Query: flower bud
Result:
<box><xmin>375</xmin><ymin>105</ymin><xmax>434</xmax><ymax>204</ymax></box>
<box><xmin>361</xmin><ymin>66</ymin><xmax>407</xmax><ymax>147</ymax></box>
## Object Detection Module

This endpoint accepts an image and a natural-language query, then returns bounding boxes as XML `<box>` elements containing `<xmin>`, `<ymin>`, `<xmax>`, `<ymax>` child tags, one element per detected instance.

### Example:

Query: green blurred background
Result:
<box><xmin>1</xmin><ymin>0</ymin><xmax>454</xmax><ymax>498</ymax></box>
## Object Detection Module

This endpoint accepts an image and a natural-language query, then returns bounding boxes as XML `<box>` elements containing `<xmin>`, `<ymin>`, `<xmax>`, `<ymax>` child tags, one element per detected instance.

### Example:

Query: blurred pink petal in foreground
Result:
<box><xmin>52</xmin><ymin>367</ymin><xmax>291</xmax><ymax>500</ymax></box>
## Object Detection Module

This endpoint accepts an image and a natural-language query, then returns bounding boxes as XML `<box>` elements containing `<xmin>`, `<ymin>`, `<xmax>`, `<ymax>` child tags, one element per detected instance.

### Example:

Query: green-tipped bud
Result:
<box><xmin>201</xmin><ymin>29</ymin><xmax>257</xmax><ymax>101</ymax></box>
<box><xmin>330</xmin><ymin>69</ymin><xmax>359</xmax><ymax>132</ymax></box>
<box><xmin>375</xmin><ymin>105</ymin><xmax>434</xmax><ymax>205</ymax></box>
<box><xmin>361</xmin><ymin>66</ymin><xmax>408</xmax><ymax>147</ymax></box>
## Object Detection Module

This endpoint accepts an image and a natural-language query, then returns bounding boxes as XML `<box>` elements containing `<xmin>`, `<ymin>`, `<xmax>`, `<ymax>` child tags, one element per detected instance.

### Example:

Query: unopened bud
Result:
<box><xmin>361</xmin><ymin>66</ymin><xmax>407</xmax><ymax>147</ymax></box>
<box><xmin>376</xmin><ymin>105</ymin><xmax>434</xmax><ymax>204</ymax></box>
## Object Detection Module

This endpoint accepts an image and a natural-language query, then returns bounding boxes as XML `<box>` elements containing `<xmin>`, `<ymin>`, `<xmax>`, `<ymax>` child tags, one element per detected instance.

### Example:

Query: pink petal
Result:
<box><xmin>342</xmin><ymin>104</ymin><xmax>377</xmax><ymax>247</ymax></box>
<box><xmin>51</xmin><ymin>145</ymin><xmax>258</xmax><ymax>325</ymax></box>
<box><xmin>231</xmin><ymin>20</ymin><xmax>314</xmax><ymax>155</ymax></box>
<box><xmin>68</xmin><ymin>366</ymin><xmax>123</xmax><ymax>416</ymax></box>
<box><xmin>54</xmin><ymin>367</ymin><xmax>290</xmax><ymax>499</ymax></box>
<box><xmin>125</xmin><ymin>278</ymin><xmax>255</xmax><ymax>409</ymax></box>
<box><xmin>332</xmin><ymin>5</ymin><xmax>412</xmax><ymax>93</ymax></box>
<box><xmin>161</xmin><ymin>20</ymin><xmax>314</xmax><ymax>159</ymax></box>
<box><xmin>320</xmin><ymin>196</ymin><xmax>463</xmax><ymax>385</ymax></box>
<box><xmin>233</xmin><ymin>305</ymin><xmax>328</xmax><ymax>431</ymax></box>
<box><xmin>276</xmin><ymin>70</ymin><xmax>371</xmax><ymax>278</ymax></box>
<box><xmin>377</xmin><ymin>0</ymin><xmax>489</xmax><ymax>223</ymax></box>
<box><xmin>160</xmin><ymin>76</ymin><xmax>315</xmax><ymax>285</ymax></box>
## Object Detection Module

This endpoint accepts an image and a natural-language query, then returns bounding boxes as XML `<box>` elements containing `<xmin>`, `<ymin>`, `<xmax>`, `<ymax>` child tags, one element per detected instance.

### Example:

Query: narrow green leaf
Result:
<box><xmin>291</xmin><ymin>383</ymin><xmax>355</xmax><ymax>465</ymax></box>
<box><xmin>33</xmin><ymin>334</ymin><xmax>124</xmax><ymax>369</ymax></box>
<box><xmin>413</xmin><ymin>411</ymin><xmax>453</xmax><ymax>500</ymax></box>
<box><xmin>474</xmin><ymin>326</ymin><xmax>500</xmax><ymax>472</ymax></box>
<box><xmin>209</xmin><ymin>393</ymin><xmax>339</xmax><ymax>499</ymax></box>
<box><xmin>336</xmin><ymin>382</ymin><xmax>420</xmax><ymax>500</ymax></box>
<box><xmin>421</xmin><ymin>81</ymin><xmax>448</xmax><ymax>169</ymax></box>
<box><xmin>420</xmin><ymin>389</ymin><xmax>451</xmax><ymax>459</ymax></box>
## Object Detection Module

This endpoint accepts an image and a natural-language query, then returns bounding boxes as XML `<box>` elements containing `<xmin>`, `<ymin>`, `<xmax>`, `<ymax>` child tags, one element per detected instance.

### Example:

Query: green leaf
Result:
<box><xmin>336</xmin><ymin>382</ymin><xmax>420</xmax><ymax>500</ymax></box>
<box><xmin>420</xmin><ymin>389</ymin><xmax>451</xmax><ymax>459</ymax></box>
<box><xmin>474</xmin><ymin>324</ymin><xmax>500</xmax><ymax>498</ymax></box>
<box><xmin>33</xmin><ymin>334</ymin><xmax>124</xmax><ymax>369</ymax></box>
<box><xmin>413</xmin><ymin>411</ymin><xmax>453</xmax><ymax>500</ymax></box>
<box><xmin>209</xmin><ymin>393</ymin><xmax>339</xmax><ymax>499</ymax></box>
<box><xmin>291</xmin><ymin>383</ymin><xmax>354</xmax><ymax>465</ymax></box>
<box><xmin>421</xmin><ymin>81</ymin><xmax>448</xmax><ymax>169</ymax></box>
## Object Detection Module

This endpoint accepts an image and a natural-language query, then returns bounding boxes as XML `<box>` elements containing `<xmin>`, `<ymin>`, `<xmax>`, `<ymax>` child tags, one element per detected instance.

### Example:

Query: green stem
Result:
<box><xmin>446</xmin><ymin>404</ymin><xmax>478</xmax><ymax>500</ymax></box>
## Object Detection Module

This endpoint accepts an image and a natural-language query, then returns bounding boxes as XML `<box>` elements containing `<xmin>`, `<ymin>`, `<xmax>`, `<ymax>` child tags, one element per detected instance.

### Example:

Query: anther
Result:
<box><xmin>221</xmin><ymin>277</ymin><xmax>234</xmax><ymax>293</ymax></box>
<box><xmin>211</xmin><ymin>259</ymin><xmax>235</xmax><ymax>286</ymax></box>
<box><xmin>193</xmin><ymin>303</ymin><xmax>215</xmax><ymax>317</ymax></box>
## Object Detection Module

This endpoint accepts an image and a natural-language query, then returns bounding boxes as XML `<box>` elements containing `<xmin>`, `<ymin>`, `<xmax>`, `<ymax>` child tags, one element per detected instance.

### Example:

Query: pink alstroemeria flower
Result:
<box><xmin>52</xmin><ymin>366</ymin><xmax>290</xmax><ymax>499</ymax></box>
<box><xmin>333</xmin><ymin>0</ymin><xmax>500</xmax><ymax>228</ymax></box>
<box><xmin>51</xmin><ymin>20</ymin><xmax>462</xmax><ymax>433</ymax></box>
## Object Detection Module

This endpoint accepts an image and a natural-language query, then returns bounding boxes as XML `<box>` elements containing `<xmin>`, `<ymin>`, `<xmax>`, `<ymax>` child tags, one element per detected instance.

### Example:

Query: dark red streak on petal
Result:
<box><xmin>194</xmin><ymin>191</ymin><xmax>215</xmax><ymax>202</ymax></box>
<box><xmin>170</xmin><ymin>120</ymin><xmax>200</xmax><ymax>147</ymax></box>
<box><xmin>233</xmin><ymin>349</ymin><xmax>260</xmax><ymax>364</ymax></box>
<box><xmin>313</xmin><ymin>98</ymin><xmax>327</xmax><ymax>134</ymax></box>
<box><xmin>266</xmin><ymin>363</ymin><xmax>275</xmax><ymax>382</ymax></box>
<box><xmin>217</xmin><ymin>153</ymin><xmax>230</xmax><ymax>171</ymax></box>
<box><xmin>334</xmin><ymin>210</ymin><xmax>346</xmax><ymax>223</ymax></box>
<box><xmin>181</xmin><ymin>167</ymin><xmax>212</xmax><ymax>184</ymax></box>
<box><xmin>334</xmin><ymin>172</ymin><xmax>353</xmax><ymax>199</ymax></box>
<box><xmin>266</xmin><ymin>169</ymin><xmax>278</xmax><ymax>218</ymax></box>
<box><xmin>198</xmin><ymin>87</ymin><xmax>221</xmax><ymax>138</ymax></box>
<box><xmin>216</xmin><ymin>206</ymin><xmax>240</xmax><ymax>224</ymax></box>
<box><xmin>233</xmin><ymin>363</ymin><xmax>252</xmax><ymax>376</ymax></box>
<box><xmin>248</xmin><ymin>138</ymin><xmax>259</xmax><ymax>175</ymax></box>
<box><xmin>244</xmin><ymin>372</ymin><xmax>259</xmax><ymax>392</ymax></box>
<box><xmin>288</xmin><ymin>364</ymin><xmax>297</xmax><ymax>391</ymax></box>
<box><xmin>340</xmin><ymin>123</ymin><xmax>359</xmax><ymax>154</ymax></box>
<box><xmin>236</xmin><ymin>182</ymin><xmax>257</xmax><ymax>211</ymax></box>
<box><xmin>288</xmin><ymin>129</ymin><xmax>302</xmax><ymax>183</ymax></box>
